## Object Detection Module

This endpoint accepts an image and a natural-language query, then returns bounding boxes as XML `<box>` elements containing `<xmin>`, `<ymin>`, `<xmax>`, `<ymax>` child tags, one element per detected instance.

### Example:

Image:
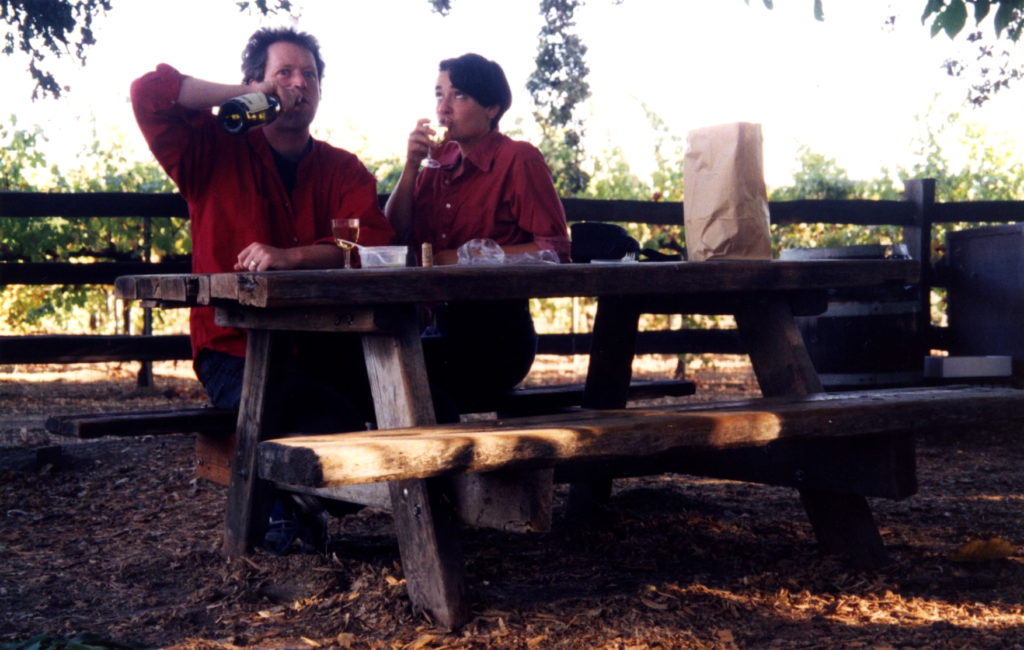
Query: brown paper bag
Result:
<box><xmin>683</xmin><ymin>122</ymin><xmax>772</xmax><ymax>261</ymax></box>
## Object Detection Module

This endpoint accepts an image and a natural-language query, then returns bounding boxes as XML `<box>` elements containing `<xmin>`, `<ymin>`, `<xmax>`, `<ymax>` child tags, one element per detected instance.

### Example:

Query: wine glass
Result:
<box><xmin>332</xmin><ymin>217</ymin><xmax>360</xmax><ymax>269</ymax></box>
<box><xmin>423</xmin><ymin>124</ymin><xmax>447</xmax><ymax>169</ymax></box>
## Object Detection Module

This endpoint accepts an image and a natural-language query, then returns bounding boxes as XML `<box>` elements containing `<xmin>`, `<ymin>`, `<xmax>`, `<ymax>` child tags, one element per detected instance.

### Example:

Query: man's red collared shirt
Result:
<box><xmin>131</xmin><ymin>64</ymin><xmax>394</xmax><ymax>359</ymax></box>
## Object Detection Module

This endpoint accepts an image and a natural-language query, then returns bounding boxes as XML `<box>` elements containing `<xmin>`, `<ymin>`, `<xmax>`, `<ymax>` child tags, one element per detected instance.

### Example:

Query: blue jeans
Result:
<box><xmin>195</xmin><ymin>344</ymin><xmax>372</xmax><ymax>434</ymax></box>
<box><xmin>195</xmin><ymin>349</ymin><xmax>244</xmax><ymax>409</ymax></box>
<box><xmin>422</xmin><ymin>299</ymin><xmax>537</xmax><ymax>421</ymax></box>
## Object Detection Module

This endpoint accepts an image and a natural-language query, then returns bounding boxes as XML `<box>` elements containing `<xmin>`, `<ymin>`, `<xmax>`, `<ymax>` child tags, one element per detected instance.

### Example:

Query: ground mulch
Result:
<box><xmin>1</xmin><ymin>358</ymin><xmax>1023</xmax><ymax>649</ymax></box>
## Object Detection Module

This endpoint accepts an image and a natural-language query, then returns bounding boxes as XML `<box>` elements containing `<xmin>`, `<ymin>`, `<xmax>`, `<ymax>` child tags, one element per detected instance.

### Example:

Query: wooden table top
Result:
<box><xmin>115</xmin><ymin>259</ymin><xmax>920</xmax><ymax>309</ymax></box>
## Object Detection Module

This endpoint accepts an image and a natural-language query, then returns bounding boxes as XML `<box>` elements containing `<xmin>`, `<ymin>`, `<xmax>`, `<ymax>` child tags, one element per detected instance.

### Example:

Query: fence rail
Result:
<box><xmin>2</xmin><ymin>179</ymin><xmax>1022</xmax><ymax>382</ymax></box>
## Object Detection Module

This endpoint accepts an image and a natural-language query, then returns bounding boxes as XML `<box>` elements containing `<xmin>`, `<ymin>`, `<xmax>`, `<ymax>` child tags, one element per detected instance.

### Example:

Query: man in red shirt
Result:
<box><xmin>131</xmin><ymin>27</ymin><xmax>394</xmax><ymax>552</ymax></box>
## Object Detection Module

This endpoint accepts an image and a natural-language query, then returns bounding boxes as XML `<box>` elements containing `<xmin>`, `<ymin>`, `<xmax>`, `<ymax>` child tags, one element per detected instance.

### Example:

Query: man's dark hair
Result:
<box><xmin>241</xmin><ymin>27</ymin><xmax>325</xmax><ymax>84</ymax></box>
<box><xmin>439</xmin><ymin>53</ymin><xmax>512</xmax><ymax>130</ymax></box>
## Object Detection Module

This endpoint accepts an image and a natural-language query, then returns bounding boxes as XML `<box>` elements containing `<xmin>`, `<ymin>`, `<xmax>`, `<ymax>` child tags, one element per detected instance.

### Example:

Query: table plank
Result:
<box><xmin>193</xmin><ymin>260</ymin><xmax>919</xmax><ymax>308</ymax></box>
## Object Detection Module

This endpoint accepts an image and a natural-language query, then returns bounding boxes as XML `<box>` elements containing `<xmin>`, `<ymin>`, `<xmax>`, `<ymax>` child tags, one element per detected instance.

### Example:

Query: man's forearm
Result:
<box><xmin>177</xmin><ymin>77</ymin><xmax>267</xmax><ymax>111</ymax></box>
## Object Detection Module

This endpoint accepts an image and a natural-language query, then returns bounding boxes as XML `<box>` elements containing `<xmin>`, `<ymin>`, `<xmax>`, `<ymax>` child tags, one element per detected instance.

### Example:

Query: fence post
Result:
<box><xmin>137</xmin><ymin>215</ymin><xmax>155</xmax><ymax>389</ymax></box>
<box><xmin>903</xmin><ymin>178</ymin><xmax>936</xmax><ymax>359</ymax></box>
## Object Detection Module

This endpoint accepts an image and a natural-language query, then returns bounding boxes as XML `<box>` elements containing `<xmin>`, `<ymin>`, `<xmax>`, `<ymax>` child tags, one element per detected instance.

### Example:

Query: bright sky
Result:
<box><xmin>3</xmin><ymin>0</ymin><xmax>1022</xmax><ymax>190</ymax></box>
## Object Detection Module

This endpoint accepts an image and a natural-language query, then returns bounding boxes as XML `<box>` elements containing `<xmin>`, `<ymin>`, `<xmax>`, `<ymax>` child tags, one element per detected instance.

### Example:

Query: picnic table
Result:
<box><xmin>116</xmin><ymin>258</ymin><xmax>936</xmax><ymax>626</ymax></box>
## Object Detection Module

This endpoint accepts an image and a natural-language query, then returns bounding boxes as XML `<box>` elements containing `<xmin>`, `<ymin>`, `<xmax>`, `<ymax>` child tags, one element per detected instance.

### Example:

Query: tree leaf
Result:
<box><xmin>922</xmin><ymin>0</ymin><xmax>946</xmax><ymax>24</ymax></box>
<box><xmin>941</xmin><ymin>0</ymin><xmax>969</xmax><ymax>38</ymax></box>
<box><xmin>993</xmin><ymin>0</ymin><xmax>1020</xmax><ymax>36</ymax></box>
<box><xmin>813</xmin><ymin>0</ymin><xmax>824</xmax><ymax>21</ymax></box>
<box><xmin>973</xmin><ymin>0</ymin><xmax>992</xmax><ymax>23</ymax></box>
<box><xmin>762</xmin><ymin>0</ymin><xmax>774</xmax><ymax>10</ymax></box>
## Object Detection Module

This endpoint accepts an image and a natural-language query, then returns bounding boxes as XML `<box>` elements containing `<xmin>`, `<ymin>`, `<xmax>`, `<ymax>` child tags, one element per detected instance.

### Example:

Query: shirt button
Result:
<box><xmin>293</xmin><ymin>237</ymin><xmax>299</xmax><ymax>243</ymax></box>
<box><xmin>441</xmin><ymin>234</ymin><xmax>447</xmax><ymax>239</ymax></box>
<box><xmin>445</xmin><ymin>203</ymin><xmax>452</xmax><ymax>209</ymax></box>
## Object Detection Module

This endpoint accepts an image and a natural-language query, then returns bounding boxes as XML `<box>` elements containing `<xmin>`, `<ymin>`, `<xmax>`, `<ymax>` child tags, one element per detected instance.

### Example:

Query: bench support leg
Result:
<box><xmin>799</xmin><ymin>489</ymin><xmax>889</xmax><ymax>568</ymax></box>
<box><xmin>565</xmin><ymin>478</ymin><xmax>613</xmax><ymax>520</ymax></box>
<box><xmin>453</xmin><ymin>469</ymin><xmax>553</xmax><ymax>533</ymax></box>
<box><xmin>362</xmin><ymin>309</ymin><xmax>469</xmax><ymax>628</ymax></box>
<box><xmin>389</xmin><ymin>479</ymin><xmax>468</xmax><ymax>629</ymax></box>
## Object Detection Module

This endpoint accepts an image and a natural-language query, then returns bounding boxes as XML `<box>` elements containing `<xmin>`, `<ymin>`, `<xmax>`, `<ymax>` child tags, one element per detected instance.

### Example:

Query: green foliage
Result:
<box><xmin>928</xmin><ymin>0</ymin><xmax>1024</xmax><ymax>106</ymax></box>
<box><xmin>425</xmin><ymin>0</ymin><xmax>452</xmax><ymax>15</ymax></box>
<box><xmin>748</xmin><ymin>1</ymin><xmax>1023</xmax><ymax>104</ymax></box>
<box><xmin>363</xmin><ymin>156</ymin><xmax>404</xmax><ymax>195</ymax></box>
<box><xmin>923</xmin><ymin>0</ymin><xmax>1024</xmax><ymax>40</ymax></box>
<box><xmin>0</xmin><ymin>117</ymin><xmax>50</xmax><ymax>191</ymax></box>
<box><xmin>769</xmin><ymin>147</ymin><xmax>901</xmax><ymax>253</ymax></box>
<box><xmin>644</xmin><ymin>105</ymin><xmax>685</xmax><ymax>204</ymax></box>
<box><xmin>767</xmin><ymin>114</ymin><xmax>1024</xmax><ymax>262</ymax></box>
<box><xmin>2</xmin><ymin>0</ymin><xmax>292</xmax><ymax>99</ymax></box>
<box><xmin>527</xmin><ymin>0</ymin><xmax>592</xmax><ymax>196</ymax></box>
<box><xmin>1</xmin><ymin>0</ymin><xmax>112</xmax><ymax>99</ymax></box>
<box><xmin>236</xmin><ymin>0</ymin><xmax>292</xmax><ymax>16</ymax></box>
<box><xmin>769</xmin><ymin>146</ymin><xmax>857</xmax><ymax>201</ymax></box>
<box><xmin>900</xmin><ymin>111</ymin><xmax>1024</xmax><ymax>201</ymax></box>
<box><xmin>0</xmin><ymin>118</ymin><xmax>185</xmax><ymax>335</ymax></box>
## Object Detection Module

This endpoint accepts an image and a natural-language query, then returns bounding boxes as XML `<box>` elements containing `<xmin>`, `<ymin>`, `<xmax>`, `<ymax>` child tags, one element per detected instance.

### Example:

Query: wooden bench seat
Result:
<box><xmin>254</xmin><ymin>384</ymin><xmax>1024</xmax><ymax>624</ymax></box>
<box><xmin>45</xmin><ymin>407</ymin><xmax>237</xmax><ymax>439</ymax></box>
<box><xmin>260</xmin><ymin>385</ymin><xmax>1023</xmax><ymax>488</ymax></box>
<box><xmin>44</xmin><ymin>379</ymin><xmax>694</xmax><ymax>440</ymax></box>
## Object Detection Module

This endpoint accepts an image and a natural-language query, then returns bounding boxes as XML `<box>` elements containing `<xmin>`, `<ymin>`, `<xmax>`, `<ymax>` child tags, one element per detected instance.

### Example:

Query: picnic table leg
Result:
<box><xmin>734</xmin><ymin>296</ymin><xmax>889</xmax><ymax>568</ymax></box>
<box><xmin>733</xmin><ymin>295</ymin><xmax>823</xmax><ymax>399</ymax></box>
<box><xmin>799</xmin><ymin>489</ymin><xmax>888</xmax><ymax>567</ymax></box>
<box><xmin>362</xmin><ymin>309</ymin><xmax>469</xmax><ymax>628</ymax></box>
<box><xmin>568</xmin><ymin>296</ymin><xmax>641</xmax><ymax>517</ymax></box>
<box><xmin>224</xmin><ymin>328</ymin><xmax>286</xmax><ymax>556</ymax></box>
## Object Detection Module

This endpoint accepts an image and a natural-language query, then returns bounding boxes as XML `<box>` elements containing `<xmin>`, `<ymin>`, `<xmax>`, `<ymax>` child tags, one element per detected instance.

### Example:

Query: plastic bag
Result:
<box><xmin>457</xmin><ymin>238</ymin><xmax>505</xmax><ymax>265</ymax></box>
<box><xmin>456</xmin><ymin>239</ymin><xmax>559</xmax><ymax>265</ymax></box>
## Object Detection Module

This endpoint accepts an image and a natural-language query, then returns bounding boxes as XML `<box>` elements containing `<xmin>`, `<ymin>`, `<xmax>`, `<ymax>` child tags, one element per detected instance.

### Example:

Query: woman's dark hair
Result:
<box><xmin>241</xmin><ymin>27</ymin><xmax>326</xmax><ymax>84</ymax></box>
<box><xmin>439</xmin><ymin>53</ymin><xmax>512</xmax><ymax>129</ymax></box>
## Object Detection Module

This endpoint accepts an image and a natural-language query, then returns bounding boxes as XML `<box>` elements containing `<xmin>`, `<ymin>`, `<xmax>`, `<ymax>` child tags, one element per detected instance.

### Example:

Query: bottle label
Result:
<box><xmin>231</xmin><ymin>92</ymin><xmax>273</xmax><ymax>113</ymax></box>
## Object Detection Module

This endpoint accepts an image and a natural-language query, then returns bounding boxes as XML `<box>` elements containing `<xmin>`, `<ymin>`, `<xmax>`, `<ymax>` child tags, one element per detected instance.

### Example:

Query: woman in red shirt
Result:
<box><xmin>386</xmin><ymin>53</ymin><xmax>571</xmax><ymax>418</ymax></box>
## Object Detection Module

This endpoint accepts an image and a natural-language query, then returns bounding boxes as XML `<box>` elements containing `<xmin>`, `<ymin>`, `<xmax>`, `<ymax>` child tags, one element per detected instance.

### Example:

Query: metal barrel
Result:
<box><xmin>781</xmin><ymin>245</ymin><xmax>921</xmax><ymax>390</ymax></box>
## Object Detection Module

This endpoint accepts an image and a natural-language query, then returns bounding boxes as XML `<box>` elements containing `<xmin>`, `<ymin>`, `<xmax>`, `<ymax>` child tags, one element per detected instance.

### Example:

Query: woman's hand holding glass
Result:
<box><xmin>409</xmin><ymin>119</ymin><xmax>446</xmax><ymax>169</ymax></box>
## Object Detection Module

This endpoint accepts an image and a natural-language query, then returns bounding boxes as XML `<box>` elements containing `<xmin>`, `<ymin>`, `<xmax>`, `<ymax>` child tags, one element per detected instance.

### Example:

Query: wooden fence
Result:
<box><xmin>2</xmin><ymin>179</ymin><xmax>1023</xmax><ymax>384</ymax></box>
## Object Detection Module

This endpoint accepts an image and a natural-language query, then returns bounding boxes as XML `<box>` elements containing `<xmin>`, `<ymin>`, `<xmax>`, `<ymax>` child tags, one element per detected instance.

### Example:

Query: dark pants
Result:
<box><xmin>422</xmin><ymin>299</ymin><xmax>537</xmax><ymax>421</ymax></box>
<box><xmin>195</xmin><ymin>332</ymin><xmax>375</xmax><ymax>435</ymax></box>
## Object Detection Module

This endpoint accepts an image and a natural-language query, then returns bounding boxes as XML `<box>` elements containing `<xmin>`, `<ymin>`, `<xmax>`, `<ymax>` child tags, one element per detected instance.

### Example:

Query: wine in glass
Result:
<box><xmin>423</xmin><ymin>124</ymin><xmax>448</xmax><ymax>169</ymax></box>
<box><xmin>332</xmin><ymin>217</ymin><xmax>360</xmax><ymax>269</ymax></box>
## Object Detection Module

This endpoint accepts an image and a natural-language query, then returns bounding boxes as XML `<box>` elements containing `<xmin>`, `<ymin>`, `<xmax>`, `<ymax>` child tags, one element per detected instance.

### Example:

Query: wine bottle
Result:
<box><xmin>217</xmin><ymin>92</ymin><xmax>280</xmax><ymax>135</ymax></box>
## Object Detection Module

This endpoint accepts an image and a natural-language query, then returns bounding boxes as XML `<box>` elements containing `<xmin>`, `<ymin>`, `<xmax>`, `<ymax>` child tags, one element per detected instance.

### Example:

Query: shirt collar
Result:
<box><xmin>439</xmin><ymin>129</ymin><xmax>504</xmax><ymax>173</ymax></box>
